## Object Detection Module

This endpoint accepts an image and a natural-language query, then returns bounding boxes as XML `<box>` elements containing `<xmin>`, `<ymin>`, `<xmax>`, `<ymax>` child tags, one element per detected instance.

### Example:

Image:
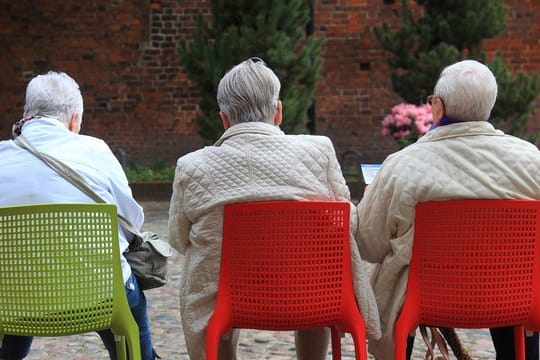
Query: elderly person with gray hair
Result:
<box><xmin>357</xmin><ymin>59</ymin><xmax>540</xmax><ymax>359</ymax></box>
<box><xmin>168</xmin><ymin>57</ymin><xmax>381</xmax><ymax>360</ymax></box>
<box><xmin>0</xmin><ymin>71</ymin><xmax>157</xmax><ymax>360</ymax></box>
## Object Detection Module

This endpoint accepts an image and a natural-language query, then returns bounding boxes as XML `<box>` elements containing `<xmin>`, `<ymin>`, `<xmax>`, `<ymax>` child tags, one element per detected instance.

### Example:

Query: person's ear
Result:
<box><xmin>220</xmin><ymin>111</ymin><xmax>231</xmax><ymax>129</ymax></box>
<box><xmin>68</xmin><ymin>112</ymin><xmax>80</xmax><ymax>133</ymax></box>
<box><xmin>273</xmin><ymin>100</ymin><xmax>282</xmax><ymax>126</ymax></box>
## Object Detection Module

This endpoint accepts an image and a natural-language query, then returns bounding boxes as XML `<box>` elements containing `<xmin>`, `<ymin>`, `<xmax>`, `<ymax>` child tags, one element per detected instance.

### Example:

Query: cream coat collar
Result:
<box><xmin>419</xmin><ymin>121</ymin><xmax>505</xmax><ymax>143</ymax></box>
<box><xmin>213</xmin><ymin>122</ymin><xmax>284</xmax><ymax>146</ymax></box>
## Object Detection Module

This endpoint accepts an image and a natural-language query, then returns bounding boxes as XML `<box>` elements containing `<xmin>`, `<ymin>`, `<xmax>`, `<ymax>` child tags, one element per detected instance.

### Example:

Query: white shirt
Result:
<box><xmin>0</xmin><ymin>117</ymin><xmax>144</xmax><ymax>283</ymax></box>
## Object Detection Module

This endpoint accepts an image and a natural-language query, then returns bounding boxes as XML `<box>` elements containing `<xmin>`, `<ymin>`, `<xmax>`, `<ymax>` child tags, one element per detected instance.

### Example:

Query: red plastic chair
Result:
<box><xmin>395</xmin><ymin>199</ymin><xmax>540</xmax><ymax>360</ymax></box>
<box><xmin>206</xmin><ymin>200</ymin><xmax>368</xmax><ymax>360</ymax></box>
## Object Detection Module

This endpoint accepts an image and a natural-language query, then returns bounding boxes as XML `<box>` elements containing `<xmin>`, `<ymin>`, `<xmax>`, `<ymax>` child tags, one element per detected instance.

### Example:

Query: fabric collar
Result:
<box><xmin>418</xmin><ymin>120</ymin><xmax>504</xmax><ymax>144</ymax></box>
<box><xmin>12</xmin><ymin>116</ymin><xmax>66</xmax><ymax>139</ymax></box>
<box><xmin>213</xmin><ymin>122</ymin><xmax>284</xmax><ymax>146</ymax></box>
<box><xmin>432</xmin><ymin>115</ymin><xmax>464</xmax><ymax>128</ymax></box>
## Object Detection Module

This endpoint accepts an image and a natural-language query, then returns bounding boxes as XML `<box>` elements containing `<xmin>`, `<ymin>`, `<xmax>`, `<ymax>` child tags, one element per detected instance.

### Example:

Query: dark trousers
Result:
<box><xmin>490</xmin><ymin>327</ymin><xmax>539</xmax><ymax>360</ymax></box>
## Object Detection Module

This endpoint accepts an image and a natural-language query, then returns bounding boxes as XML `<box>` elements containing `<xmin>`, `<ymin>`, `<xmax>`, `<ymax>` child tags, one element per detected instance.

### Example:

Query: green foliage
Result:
<box><xmin>179</xmin><ymin>0</ymin><xmax>323</xmax><ymax>143</ymax></box>
<box><xmin>373</xmin><ymin>2</ymin><xmax>461</xmax><ymax>104</ymax></box>
<box><xmin>125</xmin><ymin>161</ymin><xmax>175</xmax><ymax>183</ymax></box>
<box><xmin>374</xmin><ymin>0</ymin><xmax>540</xmax><ymax>137</ymax></box>
<box><xmin>417</xmin><ymin>0</ymin><xmax>506</xmax><ymax>55</ymax></box>
<box><xmin>488</xmin><ymin>55</ymin><xmax>540</xmax><ymax>140</ymax></box>
<box><xmin>389</xmin><ymin>43</ymin><xmax>460</xmax><ymax>104</ymax></box>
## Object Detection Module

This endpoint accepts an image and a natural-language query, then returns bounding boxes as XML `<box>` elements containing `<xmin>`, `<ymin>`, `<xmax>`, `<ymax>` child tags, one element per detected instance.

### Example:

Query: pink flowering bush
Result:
<box><xmin>381</xmin><ymin>103</ymin><xmax>433</xmax><ymax>148</ymax></box>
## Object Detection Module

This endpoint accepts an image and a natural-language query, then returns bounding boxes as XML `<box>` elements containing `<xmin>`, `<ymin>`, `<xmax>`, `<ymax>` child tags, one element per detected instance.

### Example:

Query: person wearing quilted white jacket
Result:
<box><xmin>357</xmin><ymin>60</ymin><xmax>540</xmax><ymax>360</ymax></box>
<box><xmin>167</xmin><ymin>57</ymin><xmax>381</xmax><ymax>360</ymax></box>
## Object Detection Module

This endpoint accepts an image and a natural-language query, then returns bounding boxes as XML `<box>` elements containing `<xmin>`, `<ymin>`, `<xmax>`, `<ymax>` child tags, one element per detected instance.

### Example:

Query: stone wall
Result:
<box><xmin>1</xmin><ymin>0</ymin><xmax>538</xmax><ymax>166</ymax></box>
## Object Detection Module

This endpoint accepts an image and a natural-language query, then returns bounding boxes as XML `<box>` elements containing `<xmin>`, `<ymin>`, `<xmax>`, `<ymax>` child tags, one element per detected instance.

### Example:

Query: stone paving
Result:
<box><xmin>25</xmin><ymin>201</ymin><xmax>498</xmax><ymax>359</ymax></box>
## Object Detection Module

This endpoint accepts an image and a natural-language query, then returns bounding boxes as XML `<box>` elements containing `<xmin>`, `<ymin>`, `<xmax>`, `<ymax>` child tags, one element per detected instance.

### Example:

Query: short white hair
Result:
<box><xmin>434</xmin><ymin>60</ymin><xmax>497</xmax><ymax>121</ymax></box>
<box><xmin>24</xmin><ymin>71</ymin><xmax>84</xmax><ymax>126</ymax></box>
<box><xmin>217</xmin><ymin>57</ymin><xmax>281</xmax><ymax>125</ymax></box>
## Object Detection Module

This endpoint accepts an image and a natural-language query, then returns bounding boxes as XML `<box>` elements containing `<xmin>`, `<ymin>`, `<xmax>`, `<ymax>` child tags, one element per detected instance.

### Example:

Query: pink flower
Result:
<box><xmin>381</xmin><ymin>103</ymin><xmax>433</xmax><ymax>147</ymax></box>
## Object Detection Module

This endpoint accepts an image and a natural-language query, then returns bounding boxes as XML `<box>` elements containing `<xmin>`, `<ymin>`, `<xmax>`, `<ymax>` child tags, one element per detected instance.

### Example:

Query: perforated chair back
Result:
<box><xmin>394</xmin><ymin>199</ymin><xmax>540</xmax><ymax>360</ymax></box>
<box><xmin>0</xmin><ymin>203</ymin><xmax>141</xmax><ymax>360</ymax></box>
<box><xmin>206</xmin><ymin>200</ymin><xmax>368</xmax><ymax>360</ymax></box>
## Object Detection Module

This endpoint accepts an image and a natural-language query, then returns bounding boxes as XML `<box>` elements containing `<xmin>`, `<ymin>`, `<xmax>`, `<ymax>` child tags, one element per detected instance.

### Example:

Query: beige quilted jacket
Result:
<box><xmin>168</xmin><ymin>122</ymin><xmax>381</xmax><ymax>360</ymax></box>
<box><xmin>357</xmin><ymin>121</ymin><xmax>540</xmax><ymax>359</ymax></box>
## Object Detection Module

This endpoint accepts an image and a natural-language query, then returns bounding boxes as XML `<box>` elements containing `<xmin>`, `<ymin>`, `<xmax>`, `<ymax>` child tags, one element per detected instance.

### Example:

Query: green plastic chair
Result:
<box><xmin>0</xmin><ymin>203</ymin><xmax>141</xmax><ymax>360</ymax></box>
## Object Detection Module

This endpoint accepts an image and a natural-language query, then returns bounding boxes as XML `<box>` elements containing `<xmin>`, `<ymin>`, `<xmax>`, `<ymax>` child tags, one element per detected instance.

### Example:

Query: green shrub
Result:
<box><xmin>178</xmin><ymin>0</ymin><xmax>323</xmax><ymax>143</ymax></box>
<box><xmin>125</xmin><ymin>161</ymin><xmax>175</xmax><ymax>183</ymax></box>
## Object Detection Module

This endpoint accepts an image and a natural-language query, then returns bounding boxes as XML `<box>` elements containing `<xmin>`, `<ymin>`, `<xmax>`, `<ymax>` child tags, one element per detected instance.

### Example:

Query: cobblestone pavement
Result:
<box><xmin>26</xmin><ymin>201</ymin><xmax>497</xmax><ymax>359</ymax></box>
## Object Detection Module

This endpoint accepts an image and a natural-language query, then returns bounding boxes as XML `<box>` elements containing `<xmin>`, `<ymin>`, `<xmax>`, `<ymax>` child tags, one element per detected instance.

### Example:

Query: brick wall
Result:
<box><xmin>0</xmin><ymin>0</ymin><xmax>207</xmax><ymax>164</ymax></box>
<box><xmin>313</xmin><ymin>0</ymin><xmax>414</xmax><ymax>162</ymax></box>
<box><xmin>0</xmin><ymin>0</ymin><xmax>538</xmax><ymax>166</ymax></box>
<box><xmin>483</xmin><ymin>1</ymin><xmax>540</xmax><ymax>134</ymax></box>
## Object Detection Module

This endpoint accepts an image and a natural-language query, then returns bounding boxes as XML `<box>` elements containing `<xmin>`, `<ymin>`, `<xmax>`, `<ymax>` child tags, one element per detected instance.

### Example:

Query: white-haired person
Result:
<box><xmin>357</xmin><ymin>59</ymin><xmax>540</xmax><ymax>360</ymax></box>
<box><xmin>168</xmin><ymin>57</ymin><xmax>381</xmax><ymax>360</ymax></box>
<box><xmin>0</xmin><ymin>71</ymin><xmax>157</xmax><ymax>360</ymax></box>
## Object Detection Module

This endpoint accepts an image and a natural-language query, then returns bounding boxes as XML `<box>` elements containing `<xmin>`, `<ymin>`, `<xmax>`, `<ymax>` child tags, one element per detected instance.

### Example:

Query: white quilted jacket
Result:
<box><xmin>168</xmin><ymin>122</ymin><xmax>381</xmax><ymax>360</ymax></box>
<box><xmin>357</xmin><ymin>121</ymin><xmax>540</xmax><ymax>359</ymax></box>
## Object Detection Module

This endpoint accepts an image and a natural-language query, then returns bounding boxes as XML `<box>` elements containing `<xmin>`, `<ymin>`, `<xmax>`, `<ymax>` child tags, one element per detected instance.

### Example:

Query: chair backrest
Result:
<box><xmin>406</xmin><ymin>199</ymin><xmax>540</xmax><ymax>329</ymax></box>
<box><xmin>0</xmin><ymin>203</ymin><xmax>122</xmax><ymax>336</ymax></box>
<box><xmin>219</xmin><ymin>200</ymin><xmax>354</xmax><ymax>330</ymax></box>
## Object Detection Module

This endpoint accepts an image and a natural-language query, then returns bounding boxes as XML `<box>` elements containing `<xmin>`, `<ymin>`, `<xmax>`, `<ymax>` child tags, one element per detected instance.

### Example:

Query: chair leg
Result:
<box><xmin>127</xmin><ymin>328</ymin><xmax>142</xmax><ymax>360</ymax></box>
<box><xmin>206</xmin><ymin>322</ymin><xmax>223</xmax><ymax>360</ymax></box>
<box><xmin>515</xmin><ymin>326</ymin><xmax>526</xmax><ymax>360</ymax></box>
<box><xmin>394</xmin><ymin>325</ymin><xmax>411</xmax><ymax>360</ymax></box>
<box><xmin>115</xmin><ymin>334</ymin><xmax>128</xmax><ymax>360</ymax></box>
<box><xmin>330</xmin><ymin>327</ymin><xmax>341</xmax><ymax>360</ymax></box>
<box><xmin>115</xmin><ymin>327</ymin><xmax>141</xmax><ymax>360</ymax></box>
<box><xmin>349</xmin><ymin>327</ymin><xmax>368</xmax><ymax>360</ymax></box>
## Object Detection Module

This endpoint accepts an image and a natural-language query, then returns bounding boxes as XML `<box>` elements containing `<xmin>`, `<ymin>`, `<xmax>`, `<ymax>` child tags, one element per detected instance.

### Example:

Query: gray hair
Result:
<box><xmin>24</xmin><ymin>71</ymin><xmax>84</xmax><ymax>127</ymax></box>
<box><xmin>217</xmin><ymin>57</ymin><xmax>281</xmax><ymax>125</ymax></box>
<box><xmin>434</xmin><ymin>60</ymin><xmax>497</xmax><ymax>121</ymax></box>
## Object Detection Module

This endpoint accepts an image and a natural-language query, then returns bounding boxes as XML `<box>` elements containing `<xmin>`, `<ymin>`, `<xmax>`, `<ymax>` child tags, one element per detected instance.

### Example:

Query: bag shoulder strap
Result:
<box><xmin>14</xmin><ymin>135</ymin><xmax>140</xmax><ymax>236</ymax></box>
